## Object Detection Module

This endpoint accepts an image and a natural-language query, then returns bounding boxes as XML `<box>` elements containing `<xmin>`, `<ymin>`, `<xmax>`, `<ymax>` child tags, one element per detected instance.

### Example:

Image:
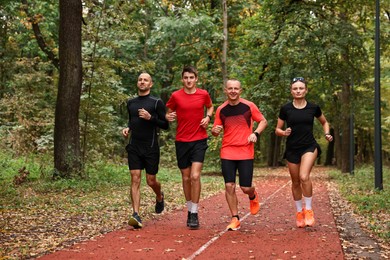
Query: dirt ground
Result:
<box><xmin>36</xmin><ymin>167</ymin><xmax>388</xmax><ymax>260</ymax></box>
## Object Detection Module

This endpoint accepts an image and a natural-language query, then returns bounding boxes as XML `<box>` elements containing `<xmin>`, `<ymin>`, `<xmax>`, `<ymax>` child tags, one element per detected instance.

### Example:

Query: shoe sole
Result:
<box><xmin>189</xmin><ymin>225</ymin><xmax>200</xmax><ymax>230</ymax></box>
<box><xmin>305</xmin><ymin>221</ymin><xmax>315</xmax><ymax>227</ymax></box>
<box><xmin>128</xmin><ymin>217</ymin><xmax>143</xmax><ymax>229</ymax></box>
<box><xmin>227</xmin><ymin>226</ymin><xmax>240</xmax><ymax>231</ymax></box>
<box><xmin>296</xmin><ymin>223</ymin><xmax>306</xmax><ymax>228</ymax></box>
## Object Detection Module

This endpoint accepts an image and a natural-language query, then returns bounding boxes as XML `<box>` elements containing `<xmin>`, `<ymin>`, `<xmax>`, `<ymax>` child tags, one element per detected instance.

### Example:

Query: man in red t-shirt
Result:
<box><xmin>211</xmin><ymin>79</ymin><xmax>267</xmax><ymax>231</ymax></box>
<box><xmin>166</xmin><ymin>66</ymin><xmax>214</xmax><ymax>229</ymax></box>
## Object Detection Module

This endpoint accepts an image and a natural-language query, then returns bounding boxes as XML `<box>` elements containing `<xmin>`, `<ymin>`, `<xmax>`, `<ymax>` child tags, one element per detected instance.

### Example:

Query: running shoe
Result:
<box><xmin>304</xmin><ymin>209</ymin><xmax>315</xmax><ymax>227</ymax></box>
<box><xmin>249</xmin><ymin>190</ymin><xmax>260</xmax><ymax>215</ymax></box>
<box><xmin>227</xmin><ymin>217</ymin><xmax>241</xmax><ymax>231</ymax></box>
<box><xmin>188</xmin><ymin>213</ymin><xmax>200</xmax><ymax>229</ymax></box>
<box><xmin>296</xmin><ymin>210</ymin><xmax>305</xmax><ymax>228</ymax></box>
<box><xmin>128</xmin><ymin>212</ymin><xmax>143</xmax><ymax>229</ymax></box>
<box><xmin>155</xmin><ymin>192</ymin><xmax>164</xmax><ymax>214</ymax></box>
<box><xmin>187</xmin><ymin>211</ymin><xmax>190</xmax><ymax>227</ymax></box>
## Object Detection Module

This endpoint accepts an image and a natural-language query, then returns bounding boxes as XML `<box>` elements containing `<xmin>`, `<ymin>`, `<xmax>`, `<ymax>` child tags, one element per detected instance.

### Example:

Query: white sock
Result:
<box><xmin>295</xmin><ymin>199</ymin><xmax>303</xmax><ymax>212</ymax></box>
<box><xmin>191</xmin><ymin>203</ymin><xmax>198</xmax><ymax>213</ymax></box>
<box><xmin>186</xmin><ymin>201</ymin><xmax>192</xmax><ymax>212</ymax></box>
<box><xmin>304</xmin><ymin>196</ymin><xmax>313</xmax><ymax>210</ymax></box>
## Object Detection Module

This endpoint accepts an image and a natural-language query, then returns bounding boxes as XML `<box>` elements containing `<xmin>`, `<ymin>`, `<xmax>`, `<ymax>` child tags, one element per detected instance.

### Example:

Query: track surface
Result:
<box><xmin>39</xmin><ymin>169</ymin><xmax>343</xmax><ymax>260</ymax></box>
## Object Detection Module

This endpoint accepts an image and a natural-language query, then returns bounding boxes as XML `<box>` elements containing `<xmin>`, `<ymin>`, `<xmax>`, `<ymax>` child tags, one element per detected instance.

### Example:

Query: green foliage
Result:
<box><xmin>0</xmin><ymin>58</ymin><xmax>57</xmax><ymax>154</ymax></box>
<box><xmin>1</xmin><ymin>0</ymin><xmax>390</xmax><ymax>172</ymax></box>
<box><xmin>329</xmin><ymin>165</ymin><xmax>390</xmax><ymax>242</ymax></box>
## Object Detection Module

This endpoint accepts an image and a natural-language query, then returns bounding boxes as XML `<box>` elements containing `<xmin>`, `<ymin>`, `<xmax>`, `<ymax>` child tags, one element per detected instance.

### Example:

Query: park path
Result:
<box><xmin>38</xmin><ymin>167</ymin><xmax>343</xmax><ymax>260</ymax></box>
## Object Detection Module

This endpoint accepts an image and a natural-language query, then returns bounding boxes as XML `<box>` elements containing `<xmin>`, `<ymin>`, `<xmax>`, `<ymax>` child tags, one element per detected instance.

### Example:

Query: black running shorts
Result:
<box><xmin>126</xmin><ymin>142</ymin><xmax>160</xmax><ymax>175</ymax></box>
<box><xmin>284</xmin><ymin>143</ymin><xmax>321</xmax><ymax>164</ymax></box>
<box><xmin>175</xmin><ymin>138</ymin><xmax>208</xmax><ymax>169</ymax></box>
<box><xmin>221</xmin><ymin>159</ymin><xmax>254</xmax><ymax>187</ymax></box>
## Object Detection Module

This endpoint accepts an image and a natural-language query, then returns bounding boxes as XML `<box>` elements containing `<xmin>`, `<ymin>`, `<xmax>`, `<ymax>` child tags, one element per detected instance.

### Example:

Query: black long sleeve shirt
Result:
<box><xmin>126</xmin><ymin>94</ymin><xmax>169</xmax><ymax>147</ymax></box>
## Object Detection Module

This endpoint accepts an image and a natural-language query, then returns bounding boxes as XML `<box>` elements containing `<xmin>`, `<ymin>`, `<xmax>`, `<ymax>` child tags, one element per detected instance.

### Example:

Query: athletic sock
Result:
<box><xmin>191</xmin><ymin>202</ymin><xmax>198</xmax><ymax>213</ymax></box>
<box><xmin>186</xmin><ymin>201</ymin><xmax>192</xmax><ymax>212</ymax></box>
<box><xmin>304</xmin><ymin>197</ymin><xmax>313</xmax><ymax>210</ymax></box>
<box><xmin>295</xmin><ymin>199</ymin><xmax>303</xmax><ymax>212</ymax></box>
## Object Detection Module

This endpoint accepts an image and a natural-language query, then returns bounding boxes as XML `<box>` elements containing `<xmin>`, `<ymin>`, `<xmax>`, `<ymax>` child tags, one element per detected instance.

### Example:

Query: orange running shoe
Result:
<box><xmin>227</xmin><ymin>217</ymin><xmax>241</xmax><ymax>231</ymax></box>
<box><xmin>304</xmin><ymin>209</ymin><xmax>315</xmax><ymax>227</ymax></box>
<box><xmin>296</xmin><ymin>211</ymin><xmax>305</xmax><ymax>228</ymax></box>
<box><xmin>249</xmin><ymin>190</ymin><xmax>260</xmax><ymax>215</ymax></box>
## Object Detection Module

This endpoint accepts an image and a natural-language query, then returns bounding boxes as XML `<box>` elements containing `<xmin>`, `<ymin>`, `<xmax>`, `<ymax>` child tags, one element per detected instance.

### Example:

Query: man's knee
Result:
<box><xmin>225</xmin><ymin>182</ymin><xmax>236</xmax><ymax>193</ymax></box>
<box><xmin>190</xmin><ymin>172</ymin><xmax>200</xmax><ymax>183</ymax></box>
<box><xmin>146</xmin><ymin>175</ymin><xmax>158</xmax><ymax>186</ymax></box>
<box><xmin>131</xmin><ymin>172</ymin><xmax>141</xmax><ymax>183</ymax></box>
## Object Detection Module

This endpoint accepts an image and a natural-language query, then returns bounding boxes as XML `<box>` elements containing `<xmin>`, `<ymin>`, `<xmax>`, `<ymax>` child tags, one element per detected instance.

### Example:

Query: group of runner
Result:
<box><xmin>122</xmin><ymin>67</ymin><xmax>333</xmax><ymax>231</ymax></box>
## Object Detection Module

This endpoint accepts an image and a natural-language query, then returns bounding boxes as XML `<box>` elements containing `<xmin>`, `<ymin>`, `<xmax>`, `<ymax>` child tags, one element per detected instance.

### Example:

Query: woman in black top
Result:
<box><xmin>275</xmin><ymin>77</ymin><xmax>333</xmax><ymax>228</ymax></box>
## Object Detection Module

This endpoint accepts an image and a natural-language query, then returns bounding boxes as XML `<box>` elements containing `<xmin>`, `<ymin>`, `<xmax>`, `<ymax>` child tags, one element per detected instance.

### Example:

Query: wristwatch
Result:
<box><xmin>254</xmin><ymin>132</ymin><xmax>260</xmax><ymax>138</ymax></box>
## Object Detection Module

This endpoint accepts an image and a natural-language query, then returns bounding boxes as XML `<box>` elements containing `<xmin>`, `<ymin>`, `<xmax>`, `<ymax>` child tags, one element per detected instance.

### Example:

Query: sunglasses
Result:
<box><xmin>292</xmin><ymin>77</ymin><xmax>305</xmax><ymax>83</ymax></box>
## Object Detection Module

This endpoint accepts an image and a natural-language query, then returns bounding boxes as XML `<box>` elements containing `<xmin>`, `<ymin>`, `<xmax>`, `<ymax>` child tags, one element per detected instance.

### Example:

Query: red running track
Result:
<box><xmin>38</xmin><ymin>170</ymin><xmax>343</xmax><ymax>260</ymax></box>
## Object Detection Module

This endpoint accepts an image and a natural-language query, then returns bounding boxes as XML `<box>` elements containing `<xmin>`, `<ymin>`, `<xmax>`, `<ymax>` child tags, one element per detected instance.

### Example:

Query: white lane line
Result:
<box><xmin>185</xmin><ymin>180</ymin><xmax>291</xmax><ymax>260</ymax></box>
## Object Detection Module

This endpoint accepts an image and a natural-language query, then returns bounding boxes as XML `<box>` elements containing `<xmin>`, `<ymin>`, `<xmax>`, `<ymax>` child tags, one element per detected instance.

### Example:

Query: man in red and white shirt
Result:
<box><xmin>211</xmin><ymin>79</ymin><xmax>267</xmax><ymax>231</ymax></box>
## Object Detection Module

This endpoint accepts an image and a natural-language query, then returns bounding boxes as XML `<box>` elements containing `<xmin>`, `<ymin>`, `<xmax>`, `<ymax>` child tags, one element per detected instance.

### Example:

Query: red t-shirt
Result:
<box><xmin>166</xmin><ymin>88</ymin><xmax>213</xmax><ymax>142</ymax></box>
<box><xmin>213</xmin><ymin>98</ymin><xmax>265</xmax><ymax>160</ymax></box>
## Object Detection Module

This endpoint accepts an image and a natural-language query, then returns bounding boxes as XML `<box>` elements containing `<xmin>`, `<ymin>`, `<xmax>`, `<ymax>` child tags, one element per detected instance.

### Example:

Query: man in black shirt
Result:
<box><xmin>122</xmin><ymin>73</ymin><xmax>169</xmax><ymax>229</ymax></box>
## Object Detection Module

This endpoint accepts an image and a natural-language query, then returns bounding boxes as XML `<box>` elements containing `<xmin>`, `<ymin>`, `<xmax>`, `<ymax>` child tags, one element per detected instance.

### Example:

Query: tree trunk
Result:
<box><xmin>324</xmin><ymin>128</ymin><xmax>335</xmax><ymax>165</ymax></box>
<box><xmin>221</xmin><ymin>0</ymin><xmax>228</xmax><ymax>85</ymax></box>
<box><xmin>334</xmin><ymin>126</ymin><xmax>342</xmax><ymax>169</ymax></box>
<box><xmin>356</xmin><ymin>127</ymin><xmax>373</xmax><ymax>164</ymax></box>
<box><xmin>340</xmin><ymin>82</ymin><xmax>351</xmax><ymax>173</ymax></box>
<box><xmin>54</xmin><ymin>0</ymin><xmax>83</xmax><ymax>177</ymax></box>
<box><xmin>268</xmin><ymin>132</ymin><xmax>282</xmax><ymax>167</ymax></box>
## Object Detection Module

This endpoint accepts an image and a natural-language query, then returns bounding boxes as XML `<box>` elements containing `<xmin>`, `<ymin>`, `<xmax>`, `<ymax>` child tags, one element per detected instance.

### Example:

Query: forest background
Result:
<box><xmin>0</xmin><ymin>1</ymin><xmax>390</xmax><ymax>175</ymax></box>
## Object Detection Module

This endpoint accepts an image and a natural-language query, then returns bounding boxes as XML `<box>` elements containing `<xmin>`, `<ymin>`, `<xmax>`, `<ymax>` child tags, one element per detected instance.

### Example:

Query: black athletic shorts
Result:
<box><xmin>126</xmin><ymin>142</ymin><xmax>160</xmax><ymax>175</ymax></box>
<box><xmin>284</xmin><ymin>143</ymin><xmax>321</xmax><ymax>164</ymax></box>
<box><xmin>221</xmin><ymin>159</ymin><xmax>254</xmax><ymax>187</ymax></box>
<box><xmin>175</xmin><ymin>138</ymin><xmax>208</xmax><ymax>169</ymax></box>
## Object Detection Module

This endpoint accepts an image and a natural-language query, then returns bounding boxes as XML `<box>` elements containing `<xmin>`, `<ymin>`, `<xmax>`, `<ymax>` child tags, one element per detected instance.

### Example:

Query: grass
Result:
<box><xmin>329</xmin><ymin>165</ymin><xmax>390</xmax><ymax>242</ymax></box>
<box><xmin>0</xmin><ymin>151</ymin><xmax>225</xmax><ymax>212</ymax></box>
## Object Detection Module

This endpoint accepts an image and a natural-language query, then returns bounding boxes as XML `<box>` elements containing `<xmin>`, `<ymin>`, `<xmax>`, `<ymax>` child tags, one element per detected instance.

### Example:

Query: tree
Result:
<box><xmin>222</xmin><ymin>0</ymin><xmax>228</xmax><ymax>85</ymax></box>
<box><xmin>231</xmin><ymin>0</ymin><xmax>375</xmax><ymax>170</ymax></box>
<box><xmin>20</xmin><ymin>0</ymin><xmax>59</xmax><ymax>69</ymax></box>
<box><xmin>54</xmin><ymin>0</ymin><xmax>82</xmax><ymax>177</ymax></box>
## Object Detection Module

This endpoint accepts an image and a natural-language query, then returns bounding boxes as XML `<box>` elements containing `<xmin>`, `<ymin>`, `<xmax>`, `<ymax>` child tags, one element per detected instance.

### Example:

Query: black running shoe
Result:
<box><xmin>128</xmin><ymin>212</ymin><xmax>143</xmax><ymax>229</ymax></box>
<box><xmin>155</xmin><ymin>192</ymin><xmax>164</xmax><ymax>214</ymax></box>
<box><xmin>187</xmin><ymin>211</ymin><xmax>191</xmax><ymax>227</ymax></box>
<box><xmin>188</xmin><ymin>213</ymin><xmax>200</xmax><ymax>229</ymax></box>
